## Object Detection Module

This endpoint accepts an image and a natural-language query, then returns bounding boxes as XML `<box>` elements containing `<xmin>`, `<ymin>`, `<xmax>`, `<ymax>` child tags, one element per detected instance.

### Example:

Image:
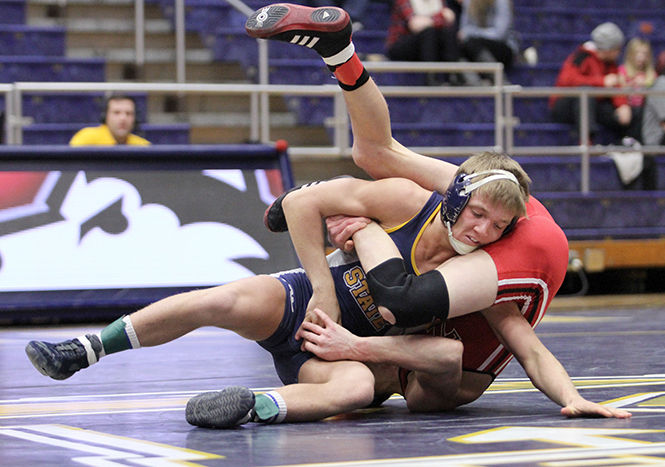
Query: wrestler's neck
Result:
<box><xmin>414</xmin><ymin>217</ymin><xmax>457</xmax><ymax>273</ymax></box>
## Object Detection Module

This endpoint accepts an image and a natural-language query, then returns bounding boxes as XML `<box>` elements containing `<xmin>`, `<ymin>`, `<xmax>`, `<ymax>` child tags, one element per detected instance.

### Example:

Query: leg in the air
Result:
<box><xmin>245</xmin><ymin>3</ymin><xmax>368</xmax><ymax>91</ymax></box>
<box><xmin>245</xmin><ymin>4</ymin><xmax>393</xmax><ymax>174</ymax></box>
<box><xmin>247</xmin><ymin>3</ymin><xmax>455</xmax><ymax>201</ymax></box>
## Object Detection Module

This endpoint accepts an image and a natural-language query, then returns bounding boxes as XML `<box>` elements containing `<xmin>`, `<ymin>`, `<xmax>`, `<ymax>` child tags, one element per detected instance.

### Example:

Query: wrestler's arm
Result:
<box><xmin>283</xmin><ymin>177</ymin><xmax>427</xmax><ymax>323</ymax></box>
<box><xmin>300</xmin><ymin>308</ymin><xmax>462</xmax><ymax>411</ymax></box>
<box><xmin>483</xmin><ymin>302</ymin><xmax>632</xmax><ymax>418</ymax></box>
<box><xmin>301</xmin><ymin>308</ymin><xmax>463</xmax><ymax>411</ymax></box>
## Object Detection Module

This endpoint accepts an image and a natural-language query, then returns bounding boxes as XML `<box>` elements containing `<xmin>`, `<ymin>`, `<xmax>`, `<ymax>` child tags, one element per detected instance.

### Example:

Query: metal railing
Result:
<box><xmin>1</xmin><ymin>59</ymin><xmax>504</xmax><ymax>151</ymax></box>
<box><xmin>3</xmin><ymin>78</ymin><xmax>665</xmax><ymax>193</ymax></box>
<box><xmin>504</xmin><ymin>86</ymin><xmax>665</xmax><ymax>192</ymax></box>
<box><xmin>3</xmin><ymin>0</ymin><xmax>665</xmax><ymax>193</ymax></box>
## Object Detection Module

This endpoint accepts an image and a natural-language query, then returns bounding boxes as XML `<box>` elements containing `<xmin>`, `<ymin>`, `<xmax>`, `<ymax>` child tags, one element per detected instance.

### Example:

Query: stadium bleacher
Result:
<box><xmin>0</xmin><ymin>0</ymin><xmax>190</xmax><ymax>144</ymax></box>
<box><xmin>0</xmin><ymin>56</ymin><xmax>106</xmax><ymax>82</ymax></box>
<box><xmin>1</xmin><ymin>0</ymin><xmax>26</xmax><ymax>25</ymax></box>
<box><xmin>0</xmin><ymin>24</ymin><xmax>66</xmax><ymax>56</ymax></box>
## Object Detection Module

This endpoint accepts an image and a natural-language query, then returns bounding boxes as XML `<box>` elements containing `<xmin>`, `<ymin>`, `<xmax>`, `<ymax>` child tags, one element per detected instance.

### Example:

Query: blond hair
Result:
<box><xmin>456</xmin><ymin>151</ymin><xmax>531</xmax><ymax>218</ymax></box>
<box><xmin>623</xmin><ymin>37</ymin><xmax>656</xmax><ymax>85</ymax></box>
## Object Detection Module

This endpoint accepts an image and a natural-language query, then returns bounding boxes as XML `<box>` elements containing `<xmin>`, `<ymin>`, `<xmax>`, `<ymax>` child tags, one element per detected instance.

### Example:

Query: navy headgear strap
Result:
<box><xmin>440</xmin><ymin>169</ymin><xmax>521</xmax><ymax>235</ymax></box>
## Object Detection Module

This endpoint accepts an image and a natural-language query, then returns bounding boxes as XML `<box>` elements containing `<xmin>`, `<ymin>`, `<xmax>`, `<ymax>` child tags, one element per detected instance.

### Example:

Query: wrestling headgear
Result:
<box><xmin>440</xmin><ymin>169</ymin><xmax>521</xmax><ymax>255</ymax></box>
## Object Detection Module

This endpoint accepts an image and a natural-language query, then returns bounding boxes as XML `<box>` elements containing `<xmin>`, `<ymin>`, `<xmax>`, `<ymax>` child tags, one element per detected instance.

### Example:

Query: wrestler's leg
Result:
<box><xmin>342</xmin><ymin>82</ymin><xmax>459</xmax><ymax>192</ymax></box>
<box><xmin>401</xmin><ymin>338</ymin><xmax>464</xmax><ymax>412</ymax></box>
<box><xmin>245</xmin><ymin>3</ymin><xmax>457</xmax><ymax>191</ymax></box>
<box><xmin>186</xmin><ymin>358</ymin><xmax>376</xmax><ymax>427</ymax></box>
<box><xmin>280</xmin><ymin>358</ymin><xmax>376</xmax><ymax>421</ymax></box>
<box><xmin>131</xmin><ymin>275</ymin><xmax>285</xmax><ymax>344</ymax></box>
<box><xmin>407</xmin><ymin>368</ymin><xmax>493</xmax><ymax>412</ymax></box>
<box><xmin>25</xmin><ymin>275</ymin><xmax>286</xmax><ymax>380</ymax></box>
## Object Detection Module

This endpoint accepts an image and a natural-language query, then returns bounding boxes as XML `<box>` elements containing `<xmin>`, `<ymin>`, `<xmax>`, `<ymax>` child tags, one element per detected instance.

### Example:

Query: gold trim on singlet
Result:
<box><xmin>382</xmin><ymin>202</ymin><xmax>443</xmax><ymax>277</ymax></box>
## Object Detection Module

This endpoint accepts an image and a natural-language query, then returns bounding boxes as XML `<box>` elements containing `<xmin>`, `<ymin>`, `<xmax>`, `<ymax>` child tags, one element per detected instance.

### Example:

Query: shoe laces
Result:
<box><xmin>52</xmin><ymin>339</ymin><xmax>86</xmax><ymax>358</ymax></box>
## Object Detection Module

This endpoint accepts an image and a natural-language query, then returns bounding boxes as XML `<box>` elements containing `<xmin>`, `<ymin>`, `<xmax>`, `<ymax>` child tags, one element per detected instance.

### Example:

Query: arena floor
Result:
<box><xmin>2</xmin><ymin>298</ymin><xmax>665</xmax><ymax>466</ymax></box>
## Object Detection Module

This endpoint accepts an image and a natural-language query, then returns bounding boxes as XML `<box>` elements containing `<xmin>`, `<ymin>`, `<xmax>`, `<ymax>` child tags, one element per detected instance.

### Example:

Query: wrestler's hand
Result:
<box><xmin>296</xmin><ymin>292</ymin><xmax>341</xmax><ymax>340</ymax></box>
<box><xmin>560</xmin><ymin>397</ymin><xmax>632</xmax><ymax>419</ymax></box>
<box><xmin>326</xmin><ymin>215</ymin><xmax>372</xmax><ymax>253</ymax></box>
<box><xmin>299</xmin><ymin>308</ymin><xmax>360</xmax><ymax>360</ymax></box>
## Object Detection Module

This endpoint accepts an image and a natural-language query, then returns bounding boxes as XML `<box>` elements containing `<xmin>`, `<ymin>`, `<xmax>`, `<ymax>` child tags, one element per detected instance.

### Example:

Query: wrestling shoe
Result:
<box><xmin>25</xmin><ymin>334</ymin><xmax>103</xmax><ymax>380</ymax></box>
<box><xmin>245</xmin><ymin>3</ymin><xmax>352</xmax><ymax>58</ymax></box>
<box><xmin>263</xmin><ymin>187</ymin><xmax>291</xmax><ymax>232</ymax></box>
<box><xmin>186</xmin><ymin>386</ymin><xmax>256</xmax><ymax>428</ymax></box>
<box><xmin>264</xmin><ymin>179</ymin><xmax>336</xmax><ymax>232</ymax></box>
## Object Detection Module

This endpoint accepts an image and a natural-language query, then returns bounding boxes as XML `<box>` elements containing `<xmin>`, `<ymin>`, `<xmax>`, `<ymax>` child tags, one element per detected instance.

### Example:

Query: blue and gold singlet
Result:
<box><xmin>259</xmin><ymin>192</ymin><xmax>444</xmax><ymax>384</ymax></box>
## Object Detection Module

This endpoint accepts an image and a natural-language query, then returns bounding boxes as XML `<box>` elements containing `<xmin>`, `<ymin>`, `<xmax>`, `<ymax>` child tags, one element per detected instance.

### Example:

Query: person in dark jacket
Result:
<box><xmin>550</xmin><ymin>22</ymin><xmax>639</xmax><ymax>143</ymax></box>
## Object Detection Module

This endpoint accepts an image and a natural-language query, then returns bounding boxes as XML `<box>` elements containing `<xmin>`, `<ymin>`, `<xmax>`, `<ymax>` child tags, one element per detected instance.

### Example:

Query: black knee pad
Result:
<box><xmin>366</xmin><ymin>258</ymin><xmax>449</xmax><ymax>327</ymax></box>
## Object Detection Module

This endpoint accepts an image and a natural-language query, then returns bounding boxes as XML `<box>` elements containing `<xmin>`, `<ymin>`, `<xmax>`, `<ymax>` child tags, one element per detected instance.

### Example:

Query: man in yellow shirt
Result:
<box><xmin>69</xmin><ymin>95</ymin><xmax>150</xmax><ymax>146</ymax></box>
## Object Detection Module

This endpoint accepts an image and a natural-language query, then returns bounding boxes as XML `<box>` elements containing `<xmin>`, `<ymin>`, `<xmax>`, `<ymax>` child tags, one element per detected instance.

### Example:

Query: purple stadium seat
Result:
<box><xmin>0</xmin><ymin>57</ymin><xmax>105</xmax><ymax>82</ymax></box>
<box><xmin>1</xmin><ymin>0</ymin><xmax>25</xmax><ymax>25</ymax></box>
<box><xmin>0</xmin><ymin>25</ymin><xmax>66</xmax><ymax>56</ymax></box>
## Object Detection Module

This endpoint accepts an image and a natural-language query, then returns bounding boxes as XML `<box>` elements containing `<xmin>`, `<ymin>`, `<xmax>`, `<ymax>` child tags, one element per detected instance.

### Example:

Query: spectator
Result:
<box><xmin>458</xmin><ymin>0</ymin><xmax>519</xmax><ymax>82</ymax></box>
<box><xmin>613</xmin><ymin>38</ymin><xmax>657</xmax><ymax>190</ymax></box>
<box><xmin>549</xmin><ymin>22</ymin><xmax>639</xmax><ymax>144</ymax></box>
<box><xmin>619</xmin><ymin>37</ymin><xmax>656</xmax><ymax>111</ymax></box>
<box><xmin>638</xmin><ymin>50</ymin><xmax>665</xmax><ymax>190</ymax></box>
<box><xmin>385</xmin><ymin>0</ymin><xmax>460</xmax><ymax>84</ymax></box>
<box><xmin>69</xmin><ymin>95</ymin><xmax>150</xmax><ymax>146</ymax></box>
<box><xmin>641</xmin><ymin>50</ymin><xmax>665</xmax><ymax>146</ymax></box>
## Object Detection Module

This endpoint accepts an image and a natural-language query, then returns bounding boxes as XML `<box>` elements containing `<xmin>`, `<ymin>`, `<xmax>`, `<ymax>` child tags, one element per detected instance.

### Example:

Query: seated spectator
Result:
<box><xmin>385</xmin><ymin>0</ymin><xmax>460</xmax><ymax>84</ymax></box>
<box><xmin>613</xmin><ymin>38</ymin><xmax>657</xmax><ymax>190</ymax></box>
<box><xmin>549</xmin><ymin>22</ymin><xmax>640</xmax><ymax>144</ymax></box>
<box><xmin>619</xmin><ymin>38</ymin><xmax>656</xmax><ymax>110</ymax></box>
<box><xmin>619</xmin><ymin>38</ymin><xmax>656</xmax><ymax>134</ymax></box>
<box><xmin>458</xmin><ymin>0</ymin><xmax>518</xmax><ymax>82</ymax></box>
<box><xmin>637</xmin><ymin>51</ymin><xmax>665</xmax><ymax>190</ymax></box>
<box><xmin>69</xmin><ymin>95</ymin><xmax>150</xmax><ymax>146</ymax></box>
<box><xmin>641</xmin><ymin>50</ymin><xmax>665</xmax><ymax>146</ymax></box>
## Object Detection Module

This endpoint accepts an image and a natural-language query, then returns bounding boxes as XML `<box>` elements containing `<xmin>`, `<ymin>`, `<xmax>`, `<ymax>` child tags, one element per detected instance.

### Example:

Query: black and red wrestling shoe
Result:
<box><xmin>245</xmin><ymin>3</ymin><xmax>352</xmax><ymax>58</ymax></box>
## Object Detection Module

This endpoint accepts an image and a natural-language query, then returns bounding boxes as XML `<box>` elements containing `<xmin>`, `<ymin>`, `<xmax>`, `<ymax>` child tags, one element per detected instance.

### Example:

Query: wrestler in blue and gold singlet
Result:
<box><xmin>259</xmin><ymin>192</ymin><xmax>444</xmax><ymax>384</ymax></box>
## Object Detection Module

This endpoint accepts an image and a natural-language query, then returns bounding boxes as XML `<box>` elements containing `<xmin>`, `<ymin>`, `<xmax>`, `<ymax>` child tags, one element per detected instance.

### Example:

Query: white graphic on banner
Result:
<box><xmin>0</xmin><ymin>171</ymin><xmax>267</xmax><ymax>291</ymax></box>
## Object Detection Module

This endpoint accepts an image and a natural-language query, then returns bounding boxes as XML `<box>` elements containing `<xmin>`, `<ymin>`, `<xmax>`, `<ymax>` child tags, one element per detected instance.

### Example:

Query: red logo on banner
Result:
<box><xmin>0</xmin><ymin>172</ymin><xmax>49</xmax><ymax>210</ymax></box>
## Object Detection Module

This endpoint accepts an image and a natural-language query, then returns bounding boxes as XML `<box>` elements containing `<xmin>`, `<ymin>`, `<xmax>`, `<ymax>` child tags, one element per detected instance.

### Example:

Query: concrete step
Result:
<box><xmin>190</xmin><ymin>125</ymin><xmax>331</xmax><ymax>147</ymax></box>
<box><xmin>27</xmin><ymin>0</ymin><xmax>164</xmax><ymax>21</ymax></box>
<box><xmin>104</xmin><ymin>60</ymin><xmax>248</xmax><ymax>82</ymax></box>
<box><xmin>149</xmin><ymin>112</ymin><xmax>296</xmax><ymax>127</ymax></box>
<box><xmin>27</xmin><ymin>0</ymin><xmax>247</xmax><ymax>83</ymax></box>
<box><xmin>67</xmin><ymin>47</ymin><xmax>213</xmax><ymax>63</ymax></box>
<box><xmin>65</xmin><ymin>31</ymin><xmax>202</xmax><ymax>51</ymax></box>
<box><xmin>145</xmin><ymin>93</ymin><xmax>290</xmax><ymax>115</ymax></box>
<box><xmin>28</xmin><ymin>17</ymin><xmax>172</xmax><ymax>33</ymax></box>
